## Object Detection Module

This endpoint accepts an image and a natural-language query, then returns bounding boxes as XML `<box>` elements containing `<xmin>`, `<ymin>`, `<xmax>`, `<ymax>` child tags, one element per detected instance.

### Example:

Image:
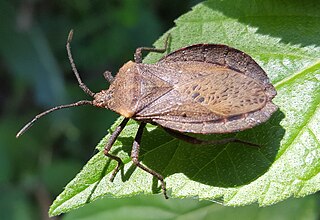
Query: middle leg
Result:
<box><xmin>131</xmin><ymin>122</ymin><xmax>168</xmax><ymax>199</ymax></box>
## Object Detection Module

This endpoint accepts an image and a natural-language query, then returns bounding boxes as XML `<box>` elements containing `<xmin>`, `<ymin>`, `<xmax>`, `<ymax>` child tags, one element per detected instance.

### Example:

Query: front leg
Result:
<box><xmin>104</xmin><ymin>118</ymin><xmax>129</xmax><ymax>181</ymax></box>
<box><xmin>134</xmin><ymin>34</ymin><xmax>171</xmax><ymax>63</ymax></box>
<box><xmin>131</xmin><ymin>122</ymin><xmax>168</xmax><ymax>199</ymax></box>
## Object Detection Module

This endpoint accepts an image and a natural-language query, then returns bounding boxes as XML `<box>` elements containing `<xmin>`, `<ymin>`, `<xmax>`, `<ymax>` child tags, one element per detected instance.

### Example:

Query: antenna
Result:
<box><xmin>67</xmin><ymin>30</ymin><xmax>95</xmax><ymax>97</ymax></box>
<box><xmin>16</xmin><ymin>30</ymin><xmax>95</xmax><ymax>138</ymax></box>
<box><xmin>16</xmin><ymin>100</ymin><xmax>92</xmax><ymax>138</ymax></box>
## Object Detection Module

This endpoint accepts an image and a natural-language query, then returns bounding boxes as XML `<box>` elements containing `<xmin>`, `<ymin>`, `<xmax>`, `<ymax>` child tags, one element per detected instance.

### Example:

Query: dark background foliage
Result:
<box><xmin>0</xmin><ymin>1</ymin><xmax>201</xmax><ymax>219</ymax></box>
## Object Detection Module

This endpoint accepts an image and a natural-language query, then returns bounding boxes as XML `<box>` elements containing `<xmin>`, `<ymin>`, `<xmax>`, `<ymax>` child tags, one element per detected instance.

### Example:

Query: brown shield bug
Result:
<box><xmin>17</xmin><ymin>30</ymin><xmax>278</xmax><ymax>199</ymax></box>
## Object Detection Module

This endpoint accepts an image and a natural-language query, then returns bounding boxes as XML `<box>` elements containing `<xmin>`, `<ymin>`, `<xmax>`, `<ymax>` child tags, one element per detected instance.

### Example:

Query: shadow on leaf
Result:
<box><xmin>115</xmin><ymin>110</ymin><xmax>285</xmax><ymax>192</ymax></box>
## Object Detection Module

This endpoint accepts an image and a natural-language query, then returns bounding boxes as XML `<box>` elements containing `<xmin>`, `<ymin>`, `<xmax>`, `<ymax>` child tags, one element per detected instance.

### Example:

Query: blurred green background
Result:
<box><xmin>0</xmin><ymin>0</ymin><xmax>201</xmax><ymax>219</ymax></box>
<box><xmin>0</xmin><ymin>1</ymin><xmax>319</xmax><ymax>220</ymax></box>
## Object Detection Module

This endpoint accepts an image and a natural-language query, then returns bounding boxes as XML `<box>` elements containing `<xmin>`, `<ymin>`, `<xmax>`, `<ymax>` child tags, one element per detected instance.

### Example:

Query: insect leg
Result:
<box><xmin>131</xmin><ymin>122</ymin><xmax>168</xmax><ymax>199</ymax></box>
<box><xmin>104</xmin><ymin>118</ymin><xmax>130</xmax><ymax>181</ymax></box>
<box><xmin>164</xmin><ymin>128</ymin><xmax>259</xmax><ymax>148</ymax></box>
<box><xmin>103</xmin><ymin>70</ymin><xmax>114</xmax><ymax>84</ymax></box>
<box><xmin>134</xmin><ymin>34</ymin><xmax>171</xmax><ymax>63</ymax></box>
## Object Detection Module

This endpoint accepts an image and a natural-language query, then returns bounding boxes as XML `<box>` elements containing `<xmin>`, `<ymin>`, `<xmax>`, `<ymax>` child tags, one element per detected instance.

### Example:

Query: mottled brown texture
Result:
<box><xmin>94</xmin><ymin>44</ymin><xmax>277</xmax><ymax>134</ymax></box>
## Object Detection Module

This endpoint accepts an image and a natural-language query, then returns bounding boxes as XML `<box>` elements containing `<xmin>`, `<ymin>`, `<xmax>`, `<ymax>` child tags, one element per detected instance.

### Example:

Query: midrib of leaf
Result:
<box><xmin>274</xmin><ymin>60</ymin><xmax>320</xmax><ymax>88</ymax></box>
<box><xmin>259</xmin><ymin>53</ymin><xmax>315</xmax><ymax>60</ymax></box>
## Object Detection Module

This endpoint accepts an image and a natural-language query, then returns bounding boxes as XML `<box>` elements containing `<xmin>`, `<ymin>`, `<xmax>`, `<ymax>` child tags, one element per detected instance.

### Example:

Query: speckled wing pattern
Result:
<box><xmin>134</xmin><ymin>44</ymin><xmax>278</xmax><ymax>134</ymax></box>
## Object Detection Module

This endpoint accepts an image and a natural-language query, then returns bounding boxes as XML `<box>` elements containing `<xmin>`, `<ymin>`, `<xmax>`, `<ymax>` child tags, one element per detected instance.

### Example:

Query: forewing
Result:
<box><xmin>135</xmin><ymin>45</ymin><xmax>278</xmax><ymax>134</ymax></box>
<box><xmin>158</xmin><ymin>44</ymin><xmax>276</xmax><ymax>99</ymax></box>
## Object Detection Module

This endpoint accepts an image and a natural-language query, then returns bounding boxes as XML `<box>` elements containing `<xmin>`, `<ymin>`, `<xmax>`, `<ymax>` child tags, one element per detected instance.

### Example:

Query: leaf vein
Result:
<box><xmin>274</xmin><ymin>59</ymin><xmax>320</xmax><ymax>88</ymax></box>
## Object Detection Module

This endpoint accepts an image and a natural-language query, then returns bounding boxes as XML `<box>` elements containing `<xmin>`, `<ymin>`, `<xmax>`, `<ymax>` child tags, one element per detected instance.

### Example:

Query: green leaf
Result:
<box><xmin>49</xmin><ymin>0</ymin><xmax>320</xmax><ymax>216</ymax></box>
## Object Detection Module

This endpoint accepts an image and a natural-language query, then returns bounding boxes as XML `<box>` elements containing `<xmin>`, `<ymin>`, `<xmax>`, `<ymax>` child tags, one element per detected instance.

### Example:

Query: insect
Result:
<box><xmin>17</xmin><ymin>30</ymin><xmax>278</xmax><ymax>199</ymax></box>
